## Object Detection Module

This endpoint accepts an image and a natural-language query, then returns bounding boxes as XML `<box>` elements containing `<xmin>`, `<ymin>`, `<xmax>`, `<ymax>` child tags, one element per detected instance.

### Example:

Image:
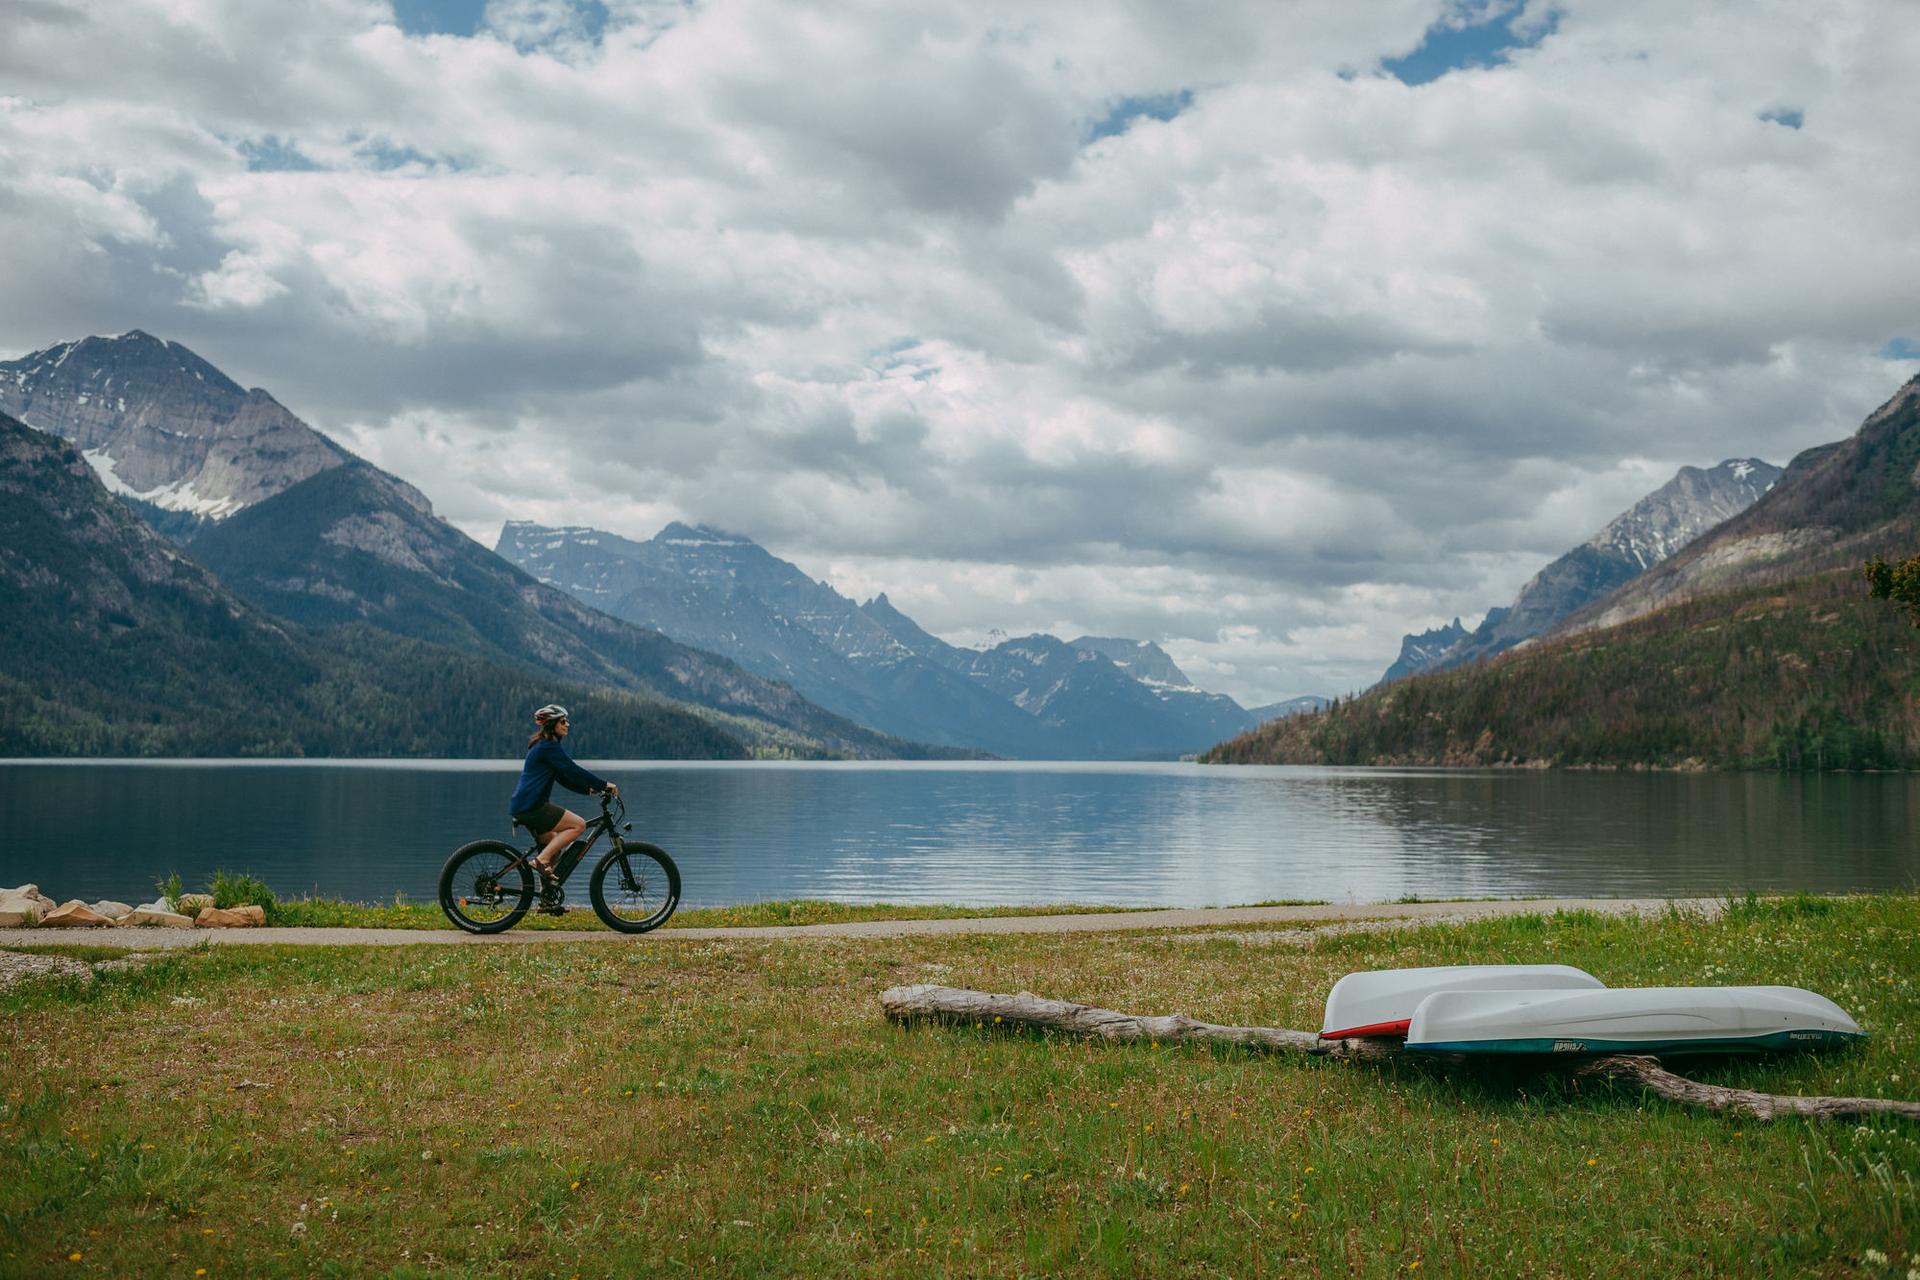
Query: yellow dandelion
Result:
<box><xmin>1586</xmin><ymin>1158</ymin><xmax>1598</xmax><ymax>1167</ymax></box>
<box><xmin>570</xmin><ymin>1181</ymin><xmax>580</xmax><ymax>1191</ymax></box>
<box><xmin>68</xmin><ymin>1253</ymin><xmax>82</xmax><ymax>1262</ymax></box>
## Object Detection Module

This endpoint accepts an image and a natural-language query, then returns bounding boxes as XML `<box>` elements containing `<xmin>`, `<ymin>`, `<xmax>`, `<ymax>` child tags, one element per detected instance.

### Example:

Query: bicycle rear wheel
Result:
<box><xmin>439</xmin><ymin>840</ymin><xmax>534</xmax><ymax>934</ymax></box>
<box><xmin>588</xmin><ymin>842</ymin><xmax>681</xmax><ymax>934</ymax></box>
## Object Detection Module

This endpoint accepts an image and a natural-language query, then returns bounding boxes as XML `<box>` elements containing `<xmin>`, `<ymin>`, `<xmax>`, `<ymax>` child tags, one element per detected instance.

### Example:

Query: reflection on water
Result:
<box><xmin>1</xmin><ymin>760</ymin><xmax>1914</xmax><ymax>907</ymax></box>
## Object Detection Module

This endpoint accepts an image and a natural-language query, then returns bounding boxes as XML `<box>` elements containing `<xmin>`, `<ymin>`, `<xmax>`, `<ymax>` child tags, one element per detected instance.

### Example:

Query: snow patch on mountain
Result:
<box><xmin>81</xmin><ymin>447</ymin><xmax>244</xmax><ymax>518</ymax></box>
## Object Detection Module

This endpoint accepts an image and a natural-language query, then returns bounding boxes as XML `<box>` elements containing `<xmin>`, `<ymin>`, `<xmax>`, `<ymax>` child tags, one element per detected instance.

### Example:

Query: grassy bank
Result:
<box><xmin>181</xmin><ymin>894</ymin><xmax>1164</xmax><ymax>931</ymax></box>
<box><xmin>2</xmin><ymin>895</ymin><xmax>1916</xmax><ymax>1276</ymax></box>
<box><xmin>137</xmin><ymin>870</ymin><xmax>1170</xmax><ymax>930</ymax></box>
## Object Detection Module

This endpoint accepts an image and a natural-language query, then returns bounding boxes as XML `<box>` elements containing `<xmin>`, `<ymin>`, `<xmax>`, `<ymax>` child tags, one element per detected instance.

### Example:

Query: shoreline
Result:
<box><xmin>0</xmin><ymin>894</ymin><xmax>1723</xmax><ymax>947</ymax></box>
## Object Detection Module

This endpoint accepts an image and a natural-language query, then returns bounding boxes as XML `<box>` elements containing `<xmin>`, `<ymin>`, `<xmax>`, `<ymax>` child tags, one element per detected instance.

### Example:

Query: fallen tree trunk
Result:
<box><xmin>878</xmin><ymin>982</ymin><xmax>1399</xmax><ymax>1061</ymax></box>
<box><xmin>880</xmin><ymin>984</ymin><xmax>1920</xmax><ymax>1124</ymax></box>
<box><xmin>1572</xmin><ymin>1054</ymin><xmax>1920</xmax><ymax>1122</ymax></box>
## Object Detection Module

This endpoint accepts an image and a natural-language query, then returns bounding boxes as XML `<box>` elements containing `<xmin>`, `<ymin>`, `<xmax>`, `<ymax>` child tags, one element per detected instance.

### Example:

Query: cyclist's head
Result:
<box><xmin>530</xmin><ymin>704</ymin><xmax>570</xmax><ymax>746</ymax></box>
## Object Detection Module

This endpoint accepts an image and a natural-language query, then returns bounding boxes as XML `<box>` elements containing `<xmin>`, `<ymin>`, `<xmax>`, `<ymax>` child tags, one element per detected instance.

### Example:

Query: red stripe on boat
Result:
<box><xmin>1318</xmin><ymin>1019</ymin><xmax>1412</xmax><ymax>1040</ymax></box>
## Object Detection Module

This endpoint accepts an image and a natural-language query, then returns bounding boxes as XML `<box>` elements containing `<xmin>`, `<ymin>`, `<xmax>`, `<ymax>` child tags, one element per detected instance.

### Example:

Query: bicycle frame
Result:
<box><xmin>513</xmin><ymin>794</ymin><xmax>629</xmax><ymax>887</ymax></box>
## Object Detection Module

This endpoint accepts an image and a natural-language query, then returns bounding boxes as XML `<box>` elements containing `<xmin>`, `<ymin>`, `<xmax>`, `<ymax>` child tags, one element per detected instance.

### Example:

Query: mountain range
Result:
<box><xmin>496</xmin><ymin>520</ymin><xmax>1273</xmax><ymax>758</ymax></box>
<box><xmin>1</xmin><ymin>329</ymin><xmax>1314</xmax><ymax>760</ymax></box>
<box><xmin>1206</xmin><ymin>376</ymin><xmax>1920</xmax><ymax>770</ymax></box>
<box><xmin>1378</xmin><ymin>457</ymin><xmax>1782</xmax><ymax>685</ymax></box>
<box><xmin>14</xmin><ymin>325</ymin><xmax>1880</xmax><ymax>770</ymax></box>
<box><xmin>0</xmin><ymin>334</ymin><xmax>955</xmax><ymax>760</ymax></box>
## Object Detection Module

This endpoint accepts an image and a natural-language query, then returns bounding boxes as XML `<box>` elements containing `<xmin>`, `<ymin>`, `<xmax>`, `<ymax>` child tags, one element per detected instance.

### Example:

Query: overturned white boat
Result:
<box><xmin>1319</xmin><ymin>964</ymin><xmax>1605</xmax><ymax>1039</ymax></box>
<box><xmin>1406</xmin><ymin>985</ymin><xmax>1867</xmax><ymax>1055</ymax></box>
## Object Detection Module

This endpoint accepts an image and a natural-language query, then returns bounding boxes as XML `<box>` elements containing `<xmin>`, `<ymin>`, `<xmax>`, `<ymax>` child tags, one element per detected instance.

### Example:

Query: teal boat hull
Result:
<box><xmin>1413</xmin><ymin>1028</ymin><xmax>1867</xmax><ymax>1055</ymax></box>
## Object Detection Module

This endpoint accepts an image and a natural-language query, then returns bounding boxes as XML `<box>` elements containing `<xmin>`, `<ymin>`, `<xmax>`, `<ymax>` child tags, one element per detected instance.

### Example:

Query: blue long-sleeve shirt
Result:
<box><xmin>509</xmin><ymin>740</ymin><xmax>609</xmax><ymax>815</ymax></box>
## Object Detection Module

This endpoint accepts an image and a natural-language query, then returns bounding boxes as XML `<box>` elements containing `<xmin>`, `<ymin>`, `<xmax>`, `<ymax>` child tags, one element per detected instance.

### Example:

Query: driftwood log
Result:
<box><xmin>880</xmin><ymin>984</ymin><xmax>1920</xmax><ymax>1124</ymax></box>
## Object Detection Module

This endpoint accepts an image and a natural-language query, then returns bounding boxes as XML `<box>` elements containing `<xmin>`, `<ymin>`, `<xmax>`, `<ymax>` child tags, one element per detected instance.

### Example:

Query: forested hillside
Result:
<box><xmin>1201</xmin><ymin>569</ymin><xmax>1920</xmax><ymax>770</ymax></box>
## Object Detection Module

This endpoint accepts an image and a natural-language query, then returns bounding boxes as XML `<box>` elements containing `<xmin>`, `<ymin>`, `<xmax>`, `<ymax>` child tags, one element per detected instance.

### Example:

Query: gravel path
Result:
<box><xmin>0</xmin><ymin>896</ymin><xmax>1711</xmax><ymax>950</ymax></box>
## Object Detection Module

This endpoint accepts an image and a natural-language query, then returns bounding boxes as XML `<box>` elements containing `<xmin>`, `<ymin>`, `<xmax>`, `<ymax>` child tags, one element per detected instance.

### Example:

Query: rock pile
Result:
<box><xmin>0</xmin><ymin>884</ymin><xmax>264</xmax><ymax>929</ymax></box>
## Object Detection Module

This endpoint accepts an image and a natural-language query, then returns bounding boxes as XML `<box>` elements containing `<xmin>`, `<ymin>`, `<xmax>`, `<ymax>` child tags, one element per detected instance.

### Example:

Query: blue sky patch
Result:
<box><xmin>239</xmin><ymin>136</ymin><xmax>323</xmax><ymax>173</ymax></box>
<box><xmin>1880</xmin><ymin>337</ymin><xmax>1920</xmax><ymax>360</ymax></box>
<box><xmin>390</xmin><ymin>0</ymin><xmax>608</xmax><ymax>42</ymax></box>
<box><xmin>358</xmin><ymin>140</ymin><xmax>471</xmax><ymax>172</ymax></box>
<box><xmin>1383</xmin><ymin>5</ymin><xmax>1559</xmax><ymax>86</ymax></box>
<box><xmin>391</xmin><ymin>0</ymin><xmax>486</xmax><ymax>37</ymax></box>
<box><xmin>1088</xmin><ymin>90</ymin><xmax>1194</xmax><ymax>143</ymax></box>
<box><xmin>1759</xmin><ymin>107</ymin><xmax>1804</xmax><ymax>129</ymax></box>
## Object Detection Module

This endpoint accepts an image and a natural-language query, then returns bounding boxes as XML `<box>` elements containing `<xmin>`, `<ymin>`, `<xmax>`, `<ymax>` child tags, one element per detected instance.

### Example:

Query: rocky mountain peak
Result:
<box><xmin>655</xmin><ymin>521</ymin><xmax>753</xmax><ymax>547</ymax></box>
<box><xmin>1070</xmin><ymin>636</ymin><xmax>1200</xmax><ymax>691</ymax></box>
<box><xmin>1377</xmin><ymin>453</ymin><xmax>1780</xmax><ymax>687</ymax></box>
<box><xmin>1584</xmin><ymin>456</ymin><xmax>1781</xmax><ymax>571</ymax></box>
<box><xmin>1563</xmin><ymin>376</ymin><xmax>1920</xmax><ymax>636</ymax></box>
<box><xmin>0</xmin><ymin>331</ymin><xmax>349</xmax><ymax>522</ymax></box>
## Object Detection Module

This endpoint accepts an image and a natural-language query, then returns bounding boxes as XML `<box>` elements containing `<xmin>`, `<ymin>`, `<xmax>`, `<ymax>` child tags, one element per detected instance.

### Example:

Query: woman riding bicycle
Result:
<box><xmin>510</xmin><ymin>704</ymin><xmax>618</xmax><ymax>884</ymax></box>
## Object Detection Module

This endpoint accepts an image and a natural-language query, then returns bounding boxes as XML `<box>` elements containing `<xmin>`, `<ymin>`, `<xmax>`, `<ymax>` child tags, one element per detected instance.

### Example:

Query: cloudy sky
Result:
<box><xmin>3</xmin><ymin>0</ymin><xmax>1917</xmax><ymax>703</ymax></box>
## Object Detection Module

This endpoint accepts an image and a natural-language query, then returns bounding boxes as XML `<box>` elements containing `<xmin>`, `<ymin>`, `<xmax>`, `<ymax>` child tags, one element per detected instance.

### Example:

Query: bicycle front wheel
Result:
<box><xmin>439</xmin><ymin>840</ymin><xmax>534</xmax><ymax>934</ymax></box>
<box><xmin>588</xmin><ymin>842</ymin><xmax>681</xmax><ymax>934</ymax></box>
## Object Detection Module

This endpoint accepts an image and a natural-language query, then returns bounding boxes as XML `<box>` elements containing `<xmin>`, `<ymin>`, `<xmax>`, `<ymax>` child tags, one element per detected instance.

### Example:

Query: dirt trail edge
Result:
<box><xmin>0</xmin><ymin>896</ymin><xmax>1714</xmax><ymax>948</ymax></box>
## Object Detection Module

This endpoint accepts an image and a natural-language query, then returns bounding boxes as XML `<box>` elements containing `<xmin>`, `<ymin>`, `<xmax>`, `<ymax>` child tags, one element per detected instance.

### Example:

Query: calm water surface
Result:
<box><xmin>1</xmin><ymin>761</ymin><xmax>1914</xmax><ymax>907</ymax></box>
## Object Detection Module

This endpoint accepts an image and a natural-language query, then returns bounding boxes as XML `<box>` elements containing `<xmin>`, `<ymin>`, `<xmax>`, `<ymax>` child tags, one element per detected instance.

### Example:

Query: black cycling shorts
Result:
<box><xmin>512</xmin><ymin>802</ymin><xmax>567</xmax><ymax>836</ymax></box>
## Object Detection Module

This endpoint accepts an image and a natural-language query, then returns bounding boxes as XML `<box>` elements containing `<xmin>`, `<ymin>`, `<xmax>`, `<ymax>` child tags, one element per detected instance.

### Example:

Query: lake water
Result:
<box><xmin>1</xmin><ymin>761</ymin><xmax>1914</xmax><ymax>908</ymax></box>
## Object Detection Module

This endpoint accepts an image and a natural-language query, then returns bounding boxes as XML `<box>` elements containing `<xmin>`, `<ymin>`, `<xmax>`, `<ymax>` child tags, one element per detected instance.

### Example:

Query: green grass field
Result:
<box><xmin>2</xmin><ymin>894</ymin><xmax>1916</xmax><ymax>1276</ymax></box>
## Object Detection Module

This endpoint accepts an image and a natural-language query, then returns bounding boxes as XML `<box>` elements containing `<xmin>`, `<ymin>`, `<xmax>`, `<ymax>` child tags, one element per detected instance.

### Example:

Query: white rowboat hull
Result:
<box><xmin>1320</xmin><ymin>964</ymin><xmax>1605</xmax><ymax>1039</ymax></box>
<box><xmin>1406</xmin><ymin>985</ymin><xmax>1866</xmax><ymax>1055</ymax></box>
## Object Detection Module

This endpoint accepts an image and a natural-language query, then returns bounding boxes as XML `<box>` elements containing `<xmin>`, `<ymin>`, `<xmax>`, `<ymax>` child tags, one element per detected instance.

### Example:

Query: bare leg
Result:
<box><xmin>533</xmin><ymin>812</ymin><xmax>586</xmax><ymax>875</ymax></box>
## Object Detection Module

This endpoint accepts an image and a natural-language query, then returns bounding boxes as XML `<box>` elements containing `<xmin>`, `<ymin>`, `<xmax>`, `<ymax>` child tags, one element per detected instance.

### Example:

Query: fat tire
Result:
<box><xmin>588</xmin><ymin>842</ymin><xmax>681</xmax><ymax>934</ymax></box>
<box><xmin>439</xmin><ymin>840</ymin><xmax>534</xmax><ymax>934</ymax></box>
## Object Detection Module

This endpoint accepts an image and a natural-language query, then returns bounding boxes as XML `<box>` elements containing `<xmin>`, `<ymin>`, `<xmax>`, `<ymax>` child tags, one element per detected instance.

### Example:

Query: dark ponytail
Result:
<box><xmin>526</xmin><ymin>724</ymin><xmax>564</xmax><ymax>749</ymax></box>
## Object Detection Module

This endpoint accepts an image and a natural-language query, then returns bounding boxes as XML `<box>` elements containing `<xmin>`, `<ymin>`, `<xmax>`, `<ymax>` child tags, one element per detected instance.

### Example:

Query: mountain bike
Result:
<box><xmin>438</xmin><ymin>793</ymin><xmax>680</xmax><ymax>935</ymax></box>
